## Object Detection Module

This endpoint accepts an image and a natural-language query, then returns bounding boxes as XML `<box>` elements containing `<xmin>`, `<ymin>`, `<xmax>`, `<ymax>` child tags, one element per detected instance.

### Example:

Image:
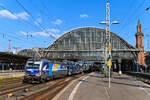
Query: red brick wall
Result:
<box><xmin>138</xmin><ymin>51</ymin><xmax>145</xmax><ymax>65</ymax></box>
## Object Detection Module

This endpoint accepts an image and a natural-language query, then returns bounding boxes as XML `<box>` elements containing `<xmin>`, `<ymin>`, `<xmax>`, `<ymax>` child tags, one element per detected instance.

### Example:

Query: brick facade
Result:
<box><xmin>135</xmin><ymin>20</ymin><xmax>145</xmax><ymax>65</ymax></box>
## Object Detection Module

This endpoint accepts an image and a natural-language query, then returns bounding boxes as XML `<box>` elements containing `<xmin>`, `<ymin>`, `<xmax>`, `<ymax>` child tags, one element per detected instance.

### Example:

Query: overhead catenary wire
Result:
<box><xmin>0</xmin><ymin>32</ymin><xmax>38</xmax><ymax>48</ymax></box>
<box><xmin>119</xmin><ymin>0</ymin><xmax>146</xmax><ymax>33</ymax></box>
<box><xmin>1</xmin><ymin>30</ymin><xmax>46</xmax><ymax>48</ymax></box>
<box><xmin>0</xmin><ymin>5</ymin><xmax>47</xmax><ymax>34</ymax></box>
<box><xmin>29</xmin><ymin>0</ymin><xmax>64</xmax><ymax>45</ymax></box>
<box><xmin>116</xmin><ymin>0</ymin><xmax>146</xmax><ymax>45</ymax></box>
<box><xmin>30</xmin><ymin>0</ymin><xmax>62</xmax><ymax>37</ymax></box>
<box><xmin>142</xmin><ymin>7</ymin><xmax>150</xmax><ymax>31</ymax></box>
<box><xmin>40</xmin><ymin>0</ymin><xmax>64</xmax><ymax>38</ymax></box>
<box><xmin>117</xmin><ymin>0</ymin><xmax>135</xmax><ymax>35</ymax></box>
<box><xmin>30</xmin><ymin>0</ymin><xmax>53</xmax><ymax>24</ymax></box>
<box><xmin>115</xmin><ymin>0</ymin><xmax>136</xmax><ymax>44</ymax></box>
<box><xmin>0</xmin><ymin>4</ymin><xmax>53</xmax><ymax>49</ymax></box>
<box><xmin>15</xmin><ymin>0</ymin><xmax>55</xmax><ymax>38</ymax></box>
<box><xmin>122</xmin><ymin>1</ymin><xmax>147</xmax><ymax>44</ymax></box>
<box><xmin>38</xmin><ymin>0</ymin><xmax>64</xmax><ymax>31</ymax></box>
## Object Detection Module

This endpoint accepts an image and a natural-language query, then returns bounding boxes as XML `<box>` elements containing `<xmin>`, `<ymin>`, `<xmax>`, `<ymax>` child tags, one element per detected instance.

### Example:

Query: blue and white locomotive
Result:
<box><xmin>23</xmin><ymin>59</ymin><xmax>83</xmax><ymax>83</ymax></box>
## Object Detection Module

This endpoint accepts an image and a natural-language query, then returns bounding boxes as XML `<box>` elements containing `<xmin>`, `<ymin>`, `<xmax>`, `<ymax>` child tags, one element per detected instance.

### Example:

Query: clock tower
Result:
<box><xmin>135</xmin><ymin>19</ymin><xmax>145</xmax><ymax>65</ymax></box>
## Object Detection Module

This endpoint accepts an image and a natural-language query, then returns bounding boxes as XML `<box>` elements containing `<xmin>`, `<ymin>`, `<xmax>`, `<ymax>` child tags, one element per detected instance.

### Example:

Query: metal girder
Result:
<box><xmin>18</xmin><ymin>27</ymin><xmax>139</xmax><ymax>61</ymax></box>
<box><xmin>40</xmin><ymin>49</ymin><xmax>140</xmax><ymax>52</ymax></box>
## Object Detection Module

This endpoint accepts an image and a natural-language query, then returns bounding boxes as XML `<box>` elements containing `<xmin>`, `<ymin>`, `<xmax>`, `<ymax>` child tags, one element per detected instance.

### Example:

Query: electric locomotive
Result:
<box><xmin>23</xmin><ymin>59</ymin><xmax>82</xmax><ymax>83</ymax></box>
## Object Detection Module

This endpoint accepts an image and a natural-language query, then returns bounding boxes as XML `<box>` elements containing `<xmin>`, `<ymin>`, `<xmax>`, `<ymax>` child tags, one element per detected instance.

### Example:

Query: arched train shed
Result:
<box><xmin>40</xmin><ymin>27</ymin><xmax>139</xmax><ymax>71</ymax></box>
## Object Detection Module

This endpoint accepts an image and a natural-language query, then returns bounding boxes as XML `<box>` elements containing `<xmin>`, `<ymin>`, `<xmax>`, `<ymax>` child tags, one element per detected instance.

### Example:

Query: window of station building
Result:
<box><xmin>120</xmin><ymin>42</ymin><xmax>125</xmax><ymax>49</ymax></box>
<box><xmin>118</xmin><ymin>39</ymin><xmax>121</xmax><ymax>49</ymax></box>
<box><xmin>58</xmin><ymin>41</ymin><xmax>62</xmax><ymax>49</ymax></box>
<box><xmin>114</xmin><ymin>39</ymin><xmax>118</xmax><ymax>49</ymax></box>
<box><xmin>76</xmin><ymin>31</ymin><xmax>82</xmax><ymax>37</ymax></box>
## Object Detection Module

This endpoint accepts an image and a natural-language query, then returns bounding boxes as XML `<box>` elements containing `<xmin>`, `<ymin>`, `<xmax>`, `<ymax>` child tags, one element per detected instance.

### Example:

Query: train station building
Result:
<box><xmin>18</xmin><ymin>20</ymin><xmax>147</xmax><ymax>72</ymax></box>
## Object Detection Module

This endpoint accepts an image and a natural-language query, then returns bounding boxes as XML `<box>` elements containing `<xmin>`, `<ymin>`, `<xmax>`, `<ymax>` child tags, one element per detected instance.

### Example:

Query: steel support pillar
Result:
<box><xmin>118</xmin><ymin>59</ymin><xmax>122</xmax><ymax>75</ymax></box>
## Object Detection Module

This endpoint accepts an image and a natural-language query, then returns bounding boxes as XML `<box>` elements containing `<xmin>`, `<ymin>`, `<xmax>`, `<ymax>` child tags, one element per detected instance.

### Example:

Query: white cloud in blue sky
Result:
<box><xmin>80</xmin><ymin>14</ymin><xmax>88</xmax><ymax>18</ymax></box>
<box><xmin>31</xmin><ymin>31</ymin><xmax>58</xmax><ymax>38</ymax></box>
<box><xmin>31</xmin><ymin>31</ymin><xmax>50</xmax><ymax>37</ymax></box>
<box><xmin>48</xmin><ymin>28</ymin><xmax>60</xmax><ymax>33</ymax></box>
<box><xmin>16</xmin><ymin>12</ymin><xmax>29</xmax><ymax>20</ymax></box>
<box><xmin>34</xmin><ymin>18</ymin><xmax>42</xmax><ymax>25</ymax></box>
<box><xmin>19</xmin><ymin>30</ymin><xmax>49</xmax><ymax>37</ymax></box>
<box><xmin>51</xmin><ymin>19</ymin><xmax>63</xmax><ymax>25</ymax></box>
<box><xmin>31</xmin><ymin>29</ymin><xmax>60</xmax><ymax>38</ymax></box>
<box><xmin>0</xmin><ymin>10</ymin><xmax>29</xmax><ymax>20</ymax></box>
<box><xmin>19</xmin><ymin>28</ymin><xmax>60</xmax><ymax>38</ymax></box>
<box><xmin>20</xmin><ymin>31</ymin><xmax>27</xmax><ymax>36</ymax></box>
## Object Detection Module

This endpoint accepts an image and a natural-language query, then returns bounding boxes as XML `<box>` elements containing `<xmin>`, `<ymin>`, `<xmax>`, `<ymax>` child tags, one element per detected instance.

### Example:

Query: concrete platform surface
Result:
<box><xmin>53</xmin><ymin>72</ymin><xmax>150</xmax><ymax>100</ymax></box>
<box><xmin>0</xmin><ymin>72</ymin><xmax>24</xmax><ymax>79</ymax></box>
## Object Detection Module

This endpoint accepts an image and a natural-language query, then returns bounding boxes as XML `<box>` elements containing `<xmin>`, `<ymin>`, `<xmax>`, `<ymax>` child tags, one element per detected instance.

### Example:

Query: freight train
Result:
<box><xmin>23</xmin><ymin>59</ymin><xmax>83</xmax><ymax>83</ymax></box>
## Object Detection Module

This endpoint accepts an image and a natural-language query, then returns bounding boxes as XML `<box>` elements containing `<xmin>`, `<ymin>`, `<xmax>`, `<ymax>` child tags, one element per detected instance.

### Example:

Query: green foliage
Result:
<box><xmin>0</xmin><ymin>85</ymin><xmax>4</xmax><ymax>88</ymax></box>
<box><xmin>0</xmin><ymin>77</ymin><xmax>22</xmax><ymax>82</ymax></box>
<box><xmin>102</xmin><ymin>65</ymin><xmax>109</xmax><ymax>77</ymax></box>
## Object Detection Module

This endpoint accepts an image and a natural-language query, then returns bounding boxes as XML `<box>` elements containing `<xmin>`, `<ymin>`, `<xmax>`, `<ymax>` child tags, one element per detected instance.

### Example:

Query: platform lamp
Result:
<box><xmin>100</xmin><ymin>21</ymin><xmax>119</xmax><ymax>25</ymax></box>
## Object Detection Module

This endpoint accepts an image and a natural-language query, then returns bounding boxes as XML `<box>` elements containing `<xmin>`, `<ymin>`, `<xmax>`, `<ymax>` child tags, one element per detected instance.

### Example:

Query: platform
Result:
<box><xmin>0</xmin><ymin>71</ymin><xmax>24</xmax><ymax>79</ymax></box>
<box><xmin>53</xmin><ymin>72</ymin><xmax>150</xmax><ymax>100</ymax></box>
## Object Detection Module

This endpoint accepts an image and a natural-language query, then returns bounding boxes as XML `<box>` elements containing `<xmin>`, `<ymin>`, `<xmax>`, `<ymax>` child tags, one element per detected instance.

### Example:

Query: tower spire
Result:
<box><xmin>138</xmin><ymin>19</ymin><xmax>141</xmax><ymax>25</ymax></box>
<box><xmin>137</xmin><ymin>19</ymin><xmax>142</xmax><ymax>33</ymax></box>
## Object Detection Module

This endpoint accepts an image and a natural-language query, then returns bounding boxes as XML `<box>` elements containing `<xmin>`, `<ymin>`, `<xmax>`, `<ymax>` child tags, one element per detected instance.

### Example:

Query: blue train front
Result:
<box><xmin>23</xmin><ymin>59</ymin><xmax>82</xmax><ymax>83</ymax></box>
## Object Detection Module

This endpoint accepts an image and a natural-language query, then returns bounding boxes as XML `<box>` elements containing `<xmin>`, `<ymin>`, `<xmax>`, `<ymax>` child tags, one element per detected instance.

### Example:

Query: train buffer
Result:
<box><xmin>53</xmin><ymin>72</ymin><xmax>150</xmax><ymax>100</ymax></box>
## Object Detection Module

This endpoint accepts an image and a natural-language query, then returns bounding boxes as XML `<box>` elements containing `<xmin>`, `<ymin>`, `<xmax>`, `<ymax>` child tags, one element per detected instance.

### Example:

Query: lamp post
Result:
<box><xmin>100</xmin><ymin>0</ymin><xmax>119</xmax><ymax>88</ymax></box>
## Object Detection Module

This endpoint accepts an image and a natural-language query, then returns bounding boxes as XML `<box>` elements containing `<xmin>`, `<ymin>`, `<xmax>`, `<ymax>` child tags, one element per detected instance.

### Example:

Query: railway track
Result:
<box><xmin>0</xmin><ymin>80</ymin><xmax>22</xmax><ymax>86</ymax></box>
<box><xmin>0</xmin><ymin>74</ymin><xmax>83</xmax><ymax>100</ymax></box>
<box><xmin>20</xmin><ymin>74</ymin><xmax>83</xmax><ymax>100</ymax></box>
<box><xmin>0</xmin><ymin>83</ymin><xmax>33</xmax><ymax>96</ymax></box>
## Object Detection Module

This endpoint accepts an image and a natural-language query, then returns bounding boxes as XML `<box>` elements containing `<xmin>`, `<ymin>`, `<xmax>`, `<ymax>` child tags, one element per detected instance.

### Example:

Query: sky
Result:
<box><xmin>0</xmin><ymin>0</ymin><xmax>150</xmax><ymax>52</ymax></box>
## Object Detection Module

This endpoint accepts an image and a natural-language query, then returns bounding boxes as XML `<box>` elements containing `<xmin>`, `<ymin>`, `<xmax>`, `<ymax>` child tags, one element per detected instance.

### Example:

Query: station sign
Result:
<box><xmin>107</xmin><ymin>45</ymin><xmax>112</xmax><ymax>50</ymax></box>
<box><xmin>107</xmin><ymin>60</ymin><xmax>112</xmax><ymax>67</ymax></box>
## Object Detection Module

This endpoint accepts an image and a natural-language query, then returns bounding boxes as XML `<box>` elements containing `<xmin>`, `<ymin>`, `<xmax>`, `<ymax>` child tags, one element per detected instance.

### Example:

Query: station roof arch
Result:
<box><xmin>42</xmin><ymin>27</ymin><xmax>139</xmax><ymax>61</ymax></box>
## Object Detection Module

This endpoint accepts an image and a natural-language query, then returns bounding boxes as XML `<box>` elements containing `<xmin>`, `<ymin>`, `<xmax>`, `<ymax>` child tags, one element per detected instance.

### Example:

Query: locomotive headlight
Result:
<box><xmin>27</xmin><ymin>69</ymin><xmax>31</xmax><ymax>71</ymax></box>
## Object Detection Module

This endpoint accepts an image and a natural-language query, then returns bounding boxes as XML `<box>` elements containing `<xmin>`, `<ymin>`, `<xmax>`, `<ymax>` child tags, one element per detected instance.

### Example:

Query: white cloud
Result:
<box><xmin>0</xmin><ymin>10</ymin><xmax>29</xmax><ymax>20</ymax></box>
<box><xmin>20</xmin><ymin>31</ymin><xmax>27</xmax><ymax>35</ymax></box>
<box><xmin>31</xmin><ymin>30</ymin><xmax>58</xmax><ymax>38</ymax></box>
<box><xmin>16</xmin><ymin>12</ymin><xmax>29</xmax><ymax>20</ymax></box>
<box><xmin>48</xmin><ymin>28</ymin><xmax>60</xmax><ymax>33</ymax></box>
<box><xmin>52</xmin><ymin>19</ymin><xmax>63</xmax><ymax>25</ymax></box>
<box><xmin>80</xmin><ymin>14</ymin><xmax>88</xmax><ymax>18</ymax></box>
<box><xmin>19</xmin><ymin>27</ymin><xmax>60</xmax><ymax>38</ymax></box>
<box><xmin>32</xmin><ymin>31</ymin><xmax>49</xmax><ymax>37</ymax></box>
<box><xmin>34</xmin><ymin>18</ymin><xmax>42</xmax><ymax>25</ymax></box>
<box><xmin>0</xmin><ymin>10</ymin><xmax>17</xmax><ymax>19</ymax></box>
